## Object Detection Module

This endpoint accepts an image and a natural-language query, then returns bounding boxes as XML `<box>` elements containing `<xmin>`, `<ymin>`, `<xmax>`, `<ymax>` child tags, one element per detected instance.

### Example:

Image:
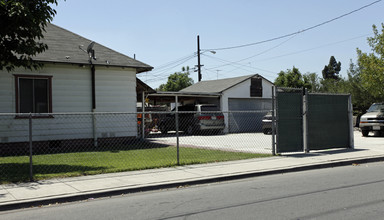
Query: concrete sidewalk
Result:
<box><xmin>1</xmin><ymin>131</ymin><xmax>383</xmax><ymax>211</ymax></box>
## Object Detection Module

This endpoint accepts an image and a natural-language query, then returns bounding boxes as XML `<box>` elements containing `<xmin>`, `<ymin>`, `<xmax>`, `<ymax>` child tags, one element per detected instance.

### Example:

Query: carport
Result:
<box><xmin>146</xmin><ymin>91</ymin><xmax>221</xmax><ymax>109</ymax></box>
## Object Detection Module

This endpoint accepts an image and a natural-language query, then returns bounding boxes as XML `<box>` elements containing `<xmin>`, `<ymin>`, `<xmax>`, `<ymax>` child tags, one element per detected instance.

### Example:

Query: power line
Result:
<box><xmin>150</xmin><ymin>53</ymin><xmax>196</xmax><ymax>74</ymax></box>
<box><xmin>202</xmin><ymin>53</ymin><xmax>277</xmax><ymax>76</ymax></box>
<box><xmin>203</xmin><ymin>33</ymin><xmax>369</xmax><ymax>74</ymax></box>
<box><xmin>142</xmin><ymin>55</ymin><xmax>197</xmax><ymax>83</ymax></box>
<box><xmin>254</xmin><ymin>33</ymin><xmax>371</xmax><ymax>62</ymax></box>
<box><xmin>206</xmin><ymin>34</ymin><xmax>297</xmax><ymax>71</ymax></box>
<box><xmin>144</xmin><ymin>54</ymin><xmax>196</xmax><ymax>79</ymax></box>
<box><xmin>203</xmin><ymin>0</ymin><xmax>382</xmax><ymax>51</ymax></box>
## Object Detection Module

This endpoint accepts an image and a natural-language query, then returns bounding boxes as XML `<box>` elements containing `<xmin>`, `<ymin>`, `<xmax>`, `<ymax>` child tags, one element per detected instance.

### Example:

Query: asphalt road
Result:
<box><xmin>2</xmin><ymin>161</ymin><xmax>384</xmax><ymax>220</ymax></box>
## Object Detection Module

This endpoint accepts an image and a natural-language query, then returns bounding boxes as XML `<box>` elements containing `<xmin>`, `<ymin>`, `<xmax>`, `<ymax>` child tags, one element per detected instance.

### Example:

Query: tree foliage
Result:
<box><xmin>158</xmin><ymin>66</ymin><xmax>194</xmax><ymax>91</ymax></box>
<box><xmin>273</xmin><ymin>24</ymin><xmax>384</xmax><ymax>113</ymax></box>
<box><xmin>356</xmin><ymin>23</ymin><xmax>384</xmax><ymax>100</ymax></box>
<box><xmin>322</xmin><ymin>56</ymin><xmax>341</xmax><ymax>79</ymax></box>
<box><xmin>274</xmin><ymin>67</ymin><xmax>313</xmax><ymax>90</ymax></box>
<box><xmin>0</xmin><ymin>0</ymin><xmax>60</xmax><ymax>72</ymax></box>
<box><xmin>345</xmin><ymin>61</ymin><xmax>375</xmax><ymax>112</ymax></box>
<box><xmin>303</xmin><ymin>72</ymin><xmax>321</xmax><ymax>92</ymax></box>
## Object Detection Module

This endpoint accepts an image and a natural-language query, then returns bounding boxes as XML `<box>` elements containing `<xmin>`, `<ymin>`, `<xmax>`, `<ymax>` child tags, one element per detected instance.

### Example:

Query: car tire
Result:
<box><xmin>159</xmin><ymin>124</ymin><xmax>168</xmax><ymax>134</ymax></box>
<box><xmin>263</xmin><ymin>129</ymin><xmax>269</xmax><ymax>134</ymax></box>
<box><xmin>186</xmin><ymin>125</ymin><xmax>195</xmax><ymax>135</ymax></box>
<box><xmin>362</xmin><ymin>130</ymin><xmax>369</xmax><ymax>137</ymax></box>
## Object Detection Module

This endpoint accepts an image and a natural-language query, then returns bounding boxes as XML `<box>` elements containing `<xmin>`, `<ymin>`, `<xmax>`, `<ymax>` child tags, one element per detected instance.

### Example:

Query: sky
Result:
<box><xmin>51</xmin><ymin>0</ymin><xmax>384</xmax><ymax>89</ymax></box>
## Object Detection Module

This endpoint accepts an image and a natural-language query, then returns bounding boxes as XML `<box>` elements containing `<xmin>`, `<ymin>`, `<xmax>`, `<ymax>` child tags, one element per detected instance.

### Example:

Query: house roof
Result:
<box><xmin>137</xmin><ymin>78</ymin><xmax>156</xmax><ymax>94</ymax></box>
<box><xmin>33</xmin><ymin>23</ymin><xmax>153</xmax><ymax>73</ymax></box>
<box><xmin>180</xmin><ymin>74</ymin><xmax>272</xmax><ymax>93</ymax></box>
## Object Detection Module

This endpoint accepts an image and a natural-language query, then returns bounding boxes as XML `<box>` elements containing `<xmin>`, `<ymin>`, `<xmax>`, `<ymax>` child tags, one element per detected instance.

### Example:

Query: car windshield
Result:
<box><xmin>367</xmin><ymin>103</ymin><xmax>384</xmax><ymax>112</ymax></box>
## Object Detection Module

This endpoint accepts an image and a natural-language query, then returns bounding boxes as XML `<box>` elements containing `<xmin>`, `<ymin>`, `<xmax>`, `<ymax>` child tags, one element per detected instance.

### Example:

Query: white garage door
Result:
<box><xmin>228</xmin><ymin>98</ymin><xmax>272</xmax><ymax>133</ymax></box>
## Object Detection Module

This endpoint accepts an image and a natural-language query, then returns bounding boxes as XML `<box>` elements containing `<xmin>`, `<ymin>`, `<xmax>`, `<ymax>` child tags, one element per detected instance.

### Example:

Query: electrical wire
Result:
<box><xmin>203</xmin><ymin>0</ymin><xmax>382</xmax><ymax>51</ymax></box>
<box><xmin>142</xmin><ymin>54</ymin><xmax>197</xmax><ymax>83</ymax></box>
<box><xmin>206</xmin><ymin>34</ymin><xmax>298</xmax><ymax>71</ymax></box>
<box><xmin>254</xmin><ymin>33</ymin><xmax>371</xmax><ymax>62</ymax></box>
<box><xmin>202</xmin><ymin>53</ymin><xmax>277</xmax><ymax>79</ymax></box>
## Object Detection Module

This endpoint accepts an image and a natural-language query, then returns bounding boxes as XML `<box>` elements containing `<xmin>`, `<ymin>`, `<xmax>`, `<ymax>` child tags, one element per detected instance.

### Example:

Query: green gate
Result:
<box><xmin>307</xmin><ymin>94</ymin><xmax>351</xmax><ymax>150</ymax></box>
<box><xmin>275</xmin><ymin>88</ymin><xmax>353</xmax><ymax>154</ymax></box>
<box><xmin>276</xmin><ymin>90</ymin><xmax>303</xmax><ymax>153</ymax></box>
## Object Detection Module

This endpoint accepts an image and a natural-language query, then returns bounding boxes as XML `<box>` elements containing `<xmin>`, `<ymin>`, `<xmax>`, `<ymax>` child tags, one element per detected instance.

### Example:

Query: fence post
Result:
<box><xmin>29</xmin><ymin>113</ymin><xmax>34</xmax><ymax>182</ymax></box>
<box><xmin>271</xmin><ymin>86</ymin><xmax>276</xmax><ymax>155</ymax></box>
<box><xmin>92</xmin><ymin>110</ymin><xmax>98</xmax><ymax>147</ymax></box>
<box><xmin>303</xmin><ymin>88</ymin><xmax>309</xmax><ymax>153</ymax></box>
<box><xmin>175</xmin><ymin>95</ymin><xmax>180</xmax><ymax>165</ymax></box>
<box><xmin>348</xmin><ymin>95</ymin><xmax>355</xmax><ymax>149</ymax></box>
<box><xmin>141</xmin><ymin>92</ymin><xmax>145</xmax><ymax>139</ymax></box>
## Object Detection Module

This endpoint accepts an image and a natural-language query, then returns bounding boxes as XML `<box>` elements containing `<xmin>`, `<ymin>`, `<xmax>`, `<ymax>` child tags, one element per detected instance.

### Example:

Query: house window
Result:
<box><xmin>15</xmin><ymin>75</ymin><xmax>52</xmax><ymax>113</ymax></box>
<box><xmin>250</xmin><ymin>77</ymin><xmax>262</xmax><ymax>97</ymax></box>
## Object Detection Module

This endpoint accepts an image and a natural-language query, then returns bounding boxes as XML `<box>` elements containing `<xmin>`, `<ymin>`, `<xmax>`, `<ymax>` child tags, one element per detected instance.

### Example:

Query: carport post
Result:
<box><xmin>175</xmin><ymin>95</ymin><xmax>180</xmax><ymax>165</ymax></box>
<box><xmin>271</xmin><ymin>86</ymin><xmax>276</xmax><ymax>155</ymax></box>
<box><xmin>303</xmin><ymin>88</ymin><xmax>309</xmax><ymax>153</ymax></box>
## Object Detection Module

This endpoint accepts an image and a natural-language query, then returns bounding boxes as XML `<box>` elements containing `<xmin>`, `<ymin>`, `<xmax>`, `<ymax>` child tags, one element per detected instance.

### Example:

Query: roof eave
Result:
<box><xmin>36</xmin><ymin>60</ymin><xmax>153</xmax><ymax>73</ymax></box>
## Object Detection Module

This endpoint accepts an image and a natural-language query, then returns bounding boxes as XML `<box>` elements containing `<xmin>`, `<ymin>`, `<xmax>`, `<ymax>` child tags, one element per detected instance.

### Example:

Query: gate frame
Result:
<box><xmin>274</xmin><ymin>87</ymin><xmax>354</xmax><ymax>154</ymax></box>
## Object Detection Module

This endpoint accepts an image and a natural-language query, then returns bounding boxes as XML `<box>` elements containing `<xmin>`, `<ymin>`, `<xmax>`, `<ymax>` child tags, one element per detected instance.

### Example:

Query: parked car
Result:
<box><xmin>159</xmin><ymin>104</ymin><xmax>225</xmax><ymax>134</ymax></box>
<box><xmin>359</xmin><ymin>103</ymin><xmax>384</xmax><ymax>137</ymax></box>
<box><xmin>262</xmin><ymin>111</ymin><xmax>274</xmax><ymax>134</ymax></box>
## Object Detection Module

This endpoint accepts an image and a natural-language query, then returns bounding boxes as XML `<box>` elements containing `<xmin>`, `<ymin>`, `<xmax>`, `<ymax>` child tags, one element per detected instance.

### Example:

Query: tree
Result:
<box><xmin>356</xmin><ymin>23</ymin><xmax>384</xmax><ymax>100</ymax></box>
<box><xmin>274</xmin><ymin>66</ymin><xmax>310</xmax><ymax>89</ymax></box>
<box><xmin>0</xmin><ymin>0</ymin><xmax>61</xmax><ymax>72</ymax></box>
<box><xmin>303</xmin><ymin>72</ymin><xmax>321</xmax><ymax>92</ymax></box>
<box><xmin>322</xmin><ymin>56</ymin><xmax>341</xmax><ymax>79</ymax></box>
<box><xmin>345</xmin><ymin>61</ymin><xmax>375</xmax><ymax>113</ymax></box>
<box><xmin>319</xmin><ymin>77</ymin><xmax>347</xmax><ymax>93</ymax></box>
<box><xmin>158</xmin><ymin>66</ymin><xmax>194</xmax><ymax>91</ymax></box>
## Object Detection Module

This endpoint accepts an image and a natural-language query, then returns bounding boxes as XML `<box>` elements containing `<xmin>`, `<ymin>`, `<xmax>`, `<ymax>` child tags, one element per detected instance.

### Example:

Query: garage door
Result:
<box><xmin>228</xmin><ymin>98</ymin><xmax>272</xmax><ymax>133</ymax></box>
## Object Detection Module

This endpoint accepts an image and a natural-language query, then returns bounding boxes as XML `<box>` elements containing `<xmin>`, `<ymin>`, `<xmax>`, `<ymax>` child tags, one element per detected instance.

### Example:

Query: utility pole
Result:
<box><xmin>196</xmin><ymin>35</ymin><xmax>202</xmax><ymax>82</ymax></box>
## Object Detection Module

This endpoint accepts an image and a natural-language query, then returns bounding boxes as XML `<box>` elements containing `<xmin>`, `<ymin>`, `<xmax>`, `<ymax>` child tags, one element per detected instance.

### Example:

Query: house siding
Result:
<box><xmin>0</xmin><ymin>71</ymin><xmax>15</xmax><ymax>113</ymax></box>
<box><xmin>0</xmin><ymin>64</ymin><xmax>138</xmax><ymax>144</ymax></box>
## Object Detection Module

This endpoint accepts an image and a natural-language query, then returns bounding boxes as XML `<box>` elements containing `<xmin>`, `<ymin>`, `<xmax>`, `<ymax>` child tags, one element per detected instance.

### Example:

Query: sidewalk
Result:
<box><xmin>1</xmin><ymin>131</ymin><xmax>383</xmax><ymax>211</ymax></box>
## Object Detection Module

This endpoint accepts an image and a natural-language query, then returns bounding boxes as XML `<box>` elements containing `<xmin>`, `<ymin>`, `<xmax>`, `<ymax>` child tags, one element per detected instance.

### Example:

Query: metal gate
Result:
<box><xmin>307</xmin><ymin>94</ymin><xmax>351</xmax><ymax>150</ymax></box>
<box><xmin>276</xmin><ymin>89</ymin><xmax>303</xmax><ymax>153</ymax></box>
<box><xmin>275</xmin><ymin>88</ymin><xmax>353</xmax><ymax>154</ymax></box>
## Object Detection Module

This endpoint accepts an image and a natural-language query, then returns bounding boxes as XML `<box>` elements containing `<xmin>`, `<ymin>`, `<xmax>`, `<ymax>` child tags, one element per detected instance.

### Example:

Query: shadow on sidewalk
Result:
<box><xmin>283</xmin><ymin>148</ymin><xmax>367</xmax><ymax>158</ymax></box>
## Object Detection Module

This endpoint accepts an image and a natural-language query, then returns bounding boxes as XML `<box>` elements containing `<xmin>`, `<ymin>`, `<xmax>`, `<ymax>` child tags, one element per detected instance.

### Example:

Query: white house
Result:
<box><xmin>0</xmin><ymin>23</ymin><xmax>152</xmax><ymax>150</ymax></box>
<box><xmin>180</xmin><ymin>74</ymin><xmax>274</xmax><ymax>133</ymax></box>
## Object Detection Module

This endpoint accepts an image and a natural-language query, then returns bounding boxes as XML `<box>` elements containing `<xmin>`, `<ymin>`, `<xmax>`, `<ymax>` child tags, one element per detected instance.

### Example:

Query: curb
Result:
<box><xmin>1</xmin><ymin>156</ymin><xmax>384</xmax><ymax>212</ymax></box>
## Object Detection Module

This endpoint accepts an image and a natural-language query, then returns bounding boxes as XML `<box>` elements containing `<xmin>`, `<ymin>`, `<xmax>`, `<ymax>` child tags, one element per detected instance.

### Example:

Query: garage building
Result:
<box><xmin>180</xmin><ymin>74</ymin><xmax>274</xmax><ymax>133</ymax></box>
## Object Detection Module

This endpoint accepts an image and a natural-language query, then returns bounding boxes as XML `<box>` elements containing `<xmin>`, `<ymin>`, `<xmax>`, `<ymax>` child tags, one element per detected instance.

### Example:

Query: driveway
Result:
<box><xmin>354</xmin><ymin>130</ymin><xmax>384</xmax><ymax>152</ymax></box>
<box><xmin>147</xmin><ymin>130</ymin><xmax>383</xmax><ymax>155</ymax></box>
<box><xmin>147</xmin><ymin>132</ymin><xmax>273</xmax><ymax>154</ymax></box>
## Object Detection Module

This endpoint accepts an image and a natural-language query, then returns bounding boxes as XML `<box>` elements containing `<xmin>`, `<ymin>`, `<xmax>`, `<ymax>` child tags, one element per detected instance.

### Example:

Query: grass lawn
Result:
<box><xmin>0</xmin><ymin>146</ymin><xmax>271</xmax><ymax>183</ymax></box>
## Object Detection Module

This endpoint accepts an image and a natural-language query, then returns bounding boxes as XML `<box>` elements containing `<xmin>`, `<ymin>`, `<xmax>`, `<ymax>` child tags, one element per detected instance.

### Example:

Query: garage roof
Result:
<box><xmin>180</xmin><ymin>74</ymin><xmax>272</xmax><ymax>93</ymax></box>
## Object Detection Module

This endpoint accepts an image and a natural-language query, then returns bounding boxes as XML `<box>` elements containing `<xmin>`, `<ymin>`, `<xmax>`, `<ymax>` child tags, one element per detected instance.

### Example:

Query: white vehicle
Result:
<box><xmin>359</xmin><ymin>103</ymin><xmax>384</xmax><ymax>137</ymax></box>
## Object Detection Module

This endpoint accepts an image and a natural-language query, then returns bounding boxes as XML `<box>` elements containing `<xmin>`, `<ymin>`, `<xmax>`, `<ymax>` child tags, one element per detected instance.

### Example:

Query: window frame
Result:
<box><xmin>14</xmin><ymin>74</ymin><xmax>53</xmax><ymax>117</ymax></box>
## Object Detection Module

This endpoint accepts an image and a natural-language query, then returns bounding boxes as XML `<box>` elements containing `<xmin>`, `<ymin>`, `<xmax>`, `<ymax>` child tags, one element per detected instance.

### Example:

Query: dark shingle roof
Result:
<box><xmin>180</xmin><ymin>74</ymin><xmax>265</xmax><ymax>93</ymax></box>
<box><xmin>33</xmin><ymin>23</ymin><xmax>153</xmax><ymax>73</ymax></box>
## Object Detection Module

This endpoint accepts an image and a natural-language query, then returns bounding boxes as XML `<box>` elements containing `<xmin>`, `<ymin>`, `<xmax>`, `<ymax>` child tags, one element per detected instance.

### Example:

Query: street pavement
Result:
<box><xmin>0</xmin><ymin>131</ymin><xmax>383</xmax><ymax>211</ymax></box>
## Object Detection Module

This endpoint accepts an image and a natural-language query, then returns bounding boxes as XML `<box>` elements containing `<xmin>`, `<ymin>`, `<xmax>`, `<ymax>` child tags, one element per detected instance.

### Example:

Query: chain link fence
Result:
<box><xmin>0</xmin><ymin>110</ymin><xmax>273</xmax><ymax>183</ymax></box>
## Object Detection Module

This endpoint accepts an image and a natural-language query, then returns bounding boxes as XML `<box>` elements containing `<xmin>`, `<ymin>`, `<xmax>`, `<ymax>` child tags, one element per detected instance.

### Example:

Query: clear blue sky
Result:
<box><xmin>52</xmin><ymin>0</ymin><xmax>384</xmax><ymax>89</ymax></box>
